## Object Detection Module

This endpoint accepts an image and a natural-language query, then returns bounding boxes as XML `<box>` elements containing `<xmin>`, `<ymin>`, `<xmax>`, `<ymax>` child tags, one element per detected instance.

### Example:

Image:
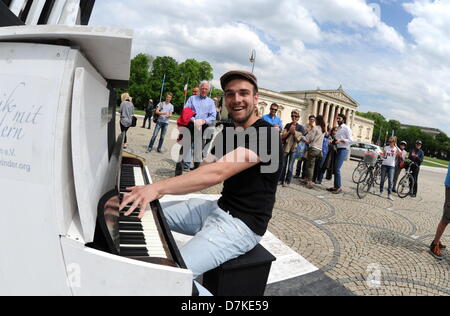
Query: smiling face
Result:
<box><xmin>224</xmin><ymin>79</ymin><xmax>259</xmax><ymax>127</ymax></box>
<box><xmin>200</xmin><ymin>83</ymin><xmax>209</xmax><ymax>97</ymax></box>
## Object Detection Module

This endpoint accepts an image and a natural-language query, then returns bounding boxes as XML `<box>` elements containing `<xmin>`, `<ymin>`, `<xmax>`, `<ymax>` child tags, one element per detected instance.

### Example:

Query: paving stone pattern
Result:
<box><xmin>121</xmin><ymin>118</ymin><xmax>450</xmax><ymax>296</ymax></box>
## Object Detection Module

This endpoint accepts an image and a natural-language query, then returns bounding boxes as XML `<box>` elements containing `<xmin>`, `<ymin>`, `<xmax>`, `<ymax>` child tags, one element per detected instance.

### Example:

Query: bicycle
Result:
<box><xmin>356</xmin><ymin>153</ymin><xmax>379</xmax><ymax>199</ymax></box>
<box><xmin>396</xmin><ymin>161</ymin><xmax>417</xmax><ymax>198</ymax></box>
<box><xmin>352</xmin><ymin>159</ymin><xmax>368</xmax><ymax>183</ymax></box>
<box><xmin>353</xmin><ymin>153</ymin><xmax>383</xmax><ymax>185</ymax></box>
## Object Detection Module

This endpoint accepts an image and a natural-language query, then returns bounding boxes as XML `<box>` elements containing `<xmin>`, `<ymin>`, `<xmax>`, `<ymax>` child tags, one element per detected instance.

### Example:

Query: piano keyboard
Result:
<box><xmin>119</xmin><ymin>163</ymin><xmax>168</xmax><ymax>259</ymax></box>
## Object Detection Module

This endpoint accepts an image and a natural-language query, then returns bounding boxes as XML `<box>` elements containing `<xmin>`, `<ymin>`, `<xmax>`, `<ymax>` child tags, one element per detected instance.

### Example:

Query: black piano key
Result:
<box><xmin>120</xmin><ymin>232</ymin><xmax>145</xmax><ymax>238</ymax></box>
<box><xmin>119</xmin><ymin>216</ymin><xmax>141</xmax><ymax>222</ymax></box>
<box><xmin>120</xmin><ymin>239</ymin><xmax>146</xmax><ymax>245</ymax></box>
<box><xmin>120</xmin><ymin>248</ymin><xmax>149</xmax><ymax>257</ymax></box>
<box><xmin>119</xmin><ymin>224</ymin><xmax>144</xmax><ymax>231</ymax></box>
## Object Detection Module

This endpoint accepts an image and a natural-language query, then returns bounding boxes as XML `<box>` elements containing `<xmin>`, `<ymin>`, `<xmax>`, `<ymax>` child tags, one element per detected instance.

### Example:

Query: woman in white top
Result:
<box><xmin>380</xmin><ymin>136</ymin><xmax>402</xmax><ymax>200</ymax></box>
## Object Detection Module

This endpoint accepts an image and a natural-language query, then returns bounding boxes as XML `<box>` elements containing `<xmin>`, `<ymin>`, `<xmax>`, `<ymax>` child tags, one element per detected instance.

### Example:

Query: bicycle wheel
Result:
<box><xmin>357</xmin><ymin>171</ymin><xmax>372</xmax><ymax>199</ymax></box>
<box><xmin>352</xmin><ymin>162</ymin><xmax>367</xmax><ymax>183</ymax></box>
<box><xmin>397</xmin><ymin>174</ymin><xmax>414</xmax><ymax>198</ymax></box>
<box><xmin>374</xmin><ymin>165</ymin><xmax>382</xmax><ymax>185</ymax></box>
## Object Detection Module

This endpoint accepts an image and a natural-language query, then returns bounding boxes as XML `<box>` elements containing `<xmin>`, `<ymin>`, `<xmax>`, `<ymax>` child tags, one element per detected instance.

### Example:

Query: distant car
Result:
<box><xmin>350</xmin><ymin>142</ymin><xmax>382</xmax><ymax>160</ymax></box>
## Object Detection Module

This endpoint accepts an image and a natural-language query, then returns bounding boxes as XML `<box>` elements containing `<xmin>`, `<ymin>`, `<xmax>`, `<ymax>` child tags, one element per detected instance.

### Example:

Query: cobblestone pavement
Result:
<box><xmin>121</xmin><ymin>118</ymin><xmax>450</xmax><ymax>296</ymax></box>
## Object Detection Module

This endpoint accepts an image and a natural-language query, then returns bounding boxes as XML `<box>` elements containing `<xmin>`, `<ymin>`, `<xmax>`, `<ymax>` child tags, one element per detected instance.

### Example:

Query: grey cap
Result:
<box><xmin>220</xmin><ymin>70</ymin><xmax>258</xmax><ymax>91</ymax></box>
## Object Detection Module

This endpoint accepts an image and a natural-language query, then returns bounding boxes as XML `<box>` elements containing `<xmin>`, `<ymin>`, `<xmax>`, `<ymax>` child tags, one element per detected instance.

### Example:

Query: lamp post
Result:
<box><xmin>249</xmin><ymin>49</ymin><xmax>256</xmax><ymax>74</ymax></box>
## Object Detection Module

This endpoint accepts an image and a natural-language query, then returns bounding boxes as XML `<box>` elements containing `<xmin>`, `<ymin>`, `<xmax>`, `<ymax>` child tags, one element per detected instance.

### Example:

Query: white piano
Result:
<box><xmin>0</xmin><ymin>23</ymin><xmax>194</xmax><ymax>296</ymax></box>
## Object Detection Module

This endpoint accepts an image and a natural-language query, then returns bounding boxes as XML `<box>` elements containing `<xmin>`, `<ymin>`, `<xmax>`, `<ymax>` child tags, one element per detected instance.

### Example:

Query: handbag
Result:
<box><xmin>131</xmin><ymin>116</ymin><xmax>137</xmax><ymax>127</ymax></box>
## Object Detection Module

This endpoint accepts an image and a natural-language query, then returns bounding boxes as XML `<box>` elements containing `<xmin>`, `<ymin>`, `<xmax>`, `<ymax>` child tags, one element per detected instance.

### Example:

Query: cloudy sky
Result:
<box><xmin>90</xmin><ymin>0</ymin><xmax>450</xmax><ymax>134</ymax></box>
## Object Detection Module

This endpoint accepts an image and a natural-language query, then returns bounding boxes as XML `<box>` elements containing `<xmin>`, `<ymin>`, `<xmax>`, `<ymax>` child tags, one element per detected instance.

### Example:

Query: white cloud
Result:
<box><xmin>89</xmin><ymin>0</ymin><xmax>450</xmax><ymax>134</ymax></box>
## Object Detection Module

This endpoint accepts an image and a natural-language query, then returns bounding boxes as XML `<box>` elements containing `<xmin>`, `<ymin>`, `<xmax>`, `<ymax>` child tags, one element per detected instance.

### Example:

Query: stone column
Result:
<box><xmin>319</xmin><ymin>100</ymin><xmax>324</xmax><ymax>117</ymax></box>
<box><xmin>329</xmin><ymin>104</ymin><xmax>337</xmax><ymax>128</ymax></box>
<box><xmin>311</xmin><ymin>99</ymin><xmax>318</xmax><ymax>117</ymax></box>
<box><xmin>324</xmin><ymin>102</ymin><xmax>330</xmax><ymax>128</ymax></box>
<box><xmin>350</xmin><ymin>110</ymin><xmax>355</xmax><ymax>130</ymax></box>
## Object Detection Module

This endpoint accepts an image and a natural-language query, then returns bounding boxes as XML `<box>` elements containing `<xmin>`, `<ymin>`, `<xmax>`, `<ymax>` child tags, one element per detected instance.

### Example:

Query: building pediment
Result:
<box><xmin>319</xmin><ymin>89</ymin><xmax>359</xmax><ymax>107</ymax></box>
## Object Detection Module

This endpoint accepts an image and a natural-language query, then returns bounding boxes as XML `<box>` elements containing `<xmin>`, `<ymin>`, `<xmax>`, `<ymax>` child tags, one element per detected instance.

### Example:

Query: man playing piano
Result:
<box><xmin>120</xmin><ymin>71</ymin><xmax>282</xmax><ymax>293</ymax></box>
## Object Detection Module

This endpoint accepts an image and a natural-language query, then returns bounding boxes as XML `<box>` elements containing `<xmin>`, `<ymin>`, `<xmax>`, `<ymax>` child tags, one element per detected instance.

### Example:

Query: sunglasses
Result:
<box><xmin>270</xmin><ymin>108</ymin><xmax>278</xmax><ymax>111</ymax></box>
<box><xmin>291</xmin><ymin>115</ymin><xmax>299</xmax><ymax>118</ymax></box>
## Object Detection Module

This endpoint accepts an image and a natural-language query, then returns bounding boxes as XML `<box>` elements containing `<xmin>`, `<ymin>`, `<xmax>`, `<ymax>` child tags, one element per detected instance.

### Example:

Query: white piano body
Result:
<box><xmin>0</xmin><ymin>25</ymin><xmax>193</xmax><ymax>295</ymax></box>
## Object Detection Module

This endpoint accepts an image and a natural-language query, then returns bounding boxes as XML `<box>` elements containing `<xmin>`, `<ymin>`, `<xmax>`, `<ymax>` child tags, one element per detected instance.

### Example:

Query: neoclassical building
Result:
<box><xmin>257</xmin><ymin>86</ymin><xmax>374</xmax><ymax>143</ymax></box>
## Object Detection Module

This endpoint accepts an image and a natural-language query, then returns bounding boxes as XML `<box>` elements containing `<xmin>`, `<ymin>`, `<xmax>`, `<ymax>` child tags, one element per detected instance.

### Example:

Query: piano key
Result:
<box><xmin>133</xmin><ymin>167</ymin><xmax>145</xmax><ymax>186</ymax></box>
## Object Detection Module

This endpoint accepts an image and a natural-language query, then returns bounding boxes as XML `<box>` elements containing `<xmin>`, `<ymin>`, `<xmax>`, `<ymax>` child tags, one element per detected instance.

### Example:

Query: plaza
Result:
<box><xmin>122</xmin><ymin>117</ymin><xmax>449</xmax><ymax>296</ymax></box>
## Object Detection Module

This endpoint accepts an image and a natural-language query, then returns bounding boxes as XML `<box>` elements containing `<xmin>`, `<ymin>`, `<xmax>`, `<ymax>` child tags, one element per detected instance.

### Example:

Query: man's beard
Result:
<box><xmin>231</xmin><ymin>104</ymin><xmax>255</xmax><ymax>124</ymax></box>
<box><xmin>337</xmin><ymin>121</ymin><xmax>343</xmax><ymax>126</ymax></box>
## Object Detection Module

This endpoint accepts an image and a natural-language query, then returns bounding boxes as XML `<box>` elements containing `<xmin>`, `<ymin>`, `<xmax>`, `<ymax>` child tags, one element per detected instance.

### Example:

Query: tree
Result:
<box><xmin>127</xmin><ymin>53</ymin><xmax>152</xmax><ymax>109</ymax></box>
<box><xmin>117</xmin><ymin>54</ymin><xmax>219</xmax><ymax>113</ymax></box>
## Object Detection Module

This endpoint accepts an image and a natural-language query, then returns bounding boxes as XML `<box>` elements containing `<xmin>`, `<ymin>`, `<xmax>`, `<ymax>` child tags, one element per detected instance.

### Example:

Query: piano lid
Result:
<box><xmin>0</xmin><ymin>25</ymin><xmax>133</xmax><ymax>81</ymax></box>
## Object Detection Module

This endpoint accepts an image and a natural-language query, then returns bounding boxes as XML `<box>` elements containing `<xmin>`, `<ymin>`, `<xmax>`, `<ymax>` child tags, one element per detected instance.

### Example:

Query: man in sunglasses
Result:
<box><xmin>262</xmin><ymin>103</ymin><xmax>283</xmax><ymax>132</ymax></box>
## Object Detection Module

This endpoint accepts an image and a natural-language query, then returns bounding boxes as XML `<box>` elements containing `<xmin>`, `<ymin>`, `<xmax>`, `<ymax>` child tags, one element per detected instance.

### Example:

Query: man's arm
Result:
<box><xmin>120</xmin><ymin>147</ymin><xmax>260</xmax><ymax>218</ymax></box>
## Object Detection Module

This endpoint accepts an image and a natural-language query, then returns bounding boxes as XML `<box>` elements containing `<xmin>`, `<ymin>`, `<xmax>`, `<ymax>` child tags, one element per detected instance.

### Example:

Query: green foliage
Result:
<box><xmin>357</xmin><ymin>111</ymin><xmax>450</xmax><ymax>160</ymax></box>
<box><xmin>117</xmin><ymin>54</ymin><xmax>221</xmax><ymax>113</ymax></box>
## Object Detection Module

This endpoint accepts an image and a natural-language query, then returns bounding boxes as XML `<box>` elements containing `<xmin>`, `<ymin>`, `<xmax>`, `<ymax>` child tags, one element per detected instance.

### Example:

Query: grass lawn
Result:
<box><xmin>422</xmin><ymin>161</ymin><xmax>449</xmax><ymax>169</ymax></box>
<box><xmin>118</xmin><ymin>108</ymin><xmax>180</xmax><ymax>121</ymax></box>
<box><xmin>424</xmin><ymin>156</ymin><xmax>449</xmax><ymax>166</ymax></box>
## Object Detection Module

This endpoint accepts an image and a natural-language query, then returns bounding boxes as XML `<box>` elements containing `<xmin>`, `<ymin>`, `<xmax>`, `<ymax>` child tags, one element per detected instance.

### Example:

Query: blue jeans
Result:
<box><xmin>315</xmin><ymin>155</ymin><xmax>327</xmax><ymax>183</ymax></box>
<box><xmin>162</xmin><ymin>199</ymin><xmax>261</xmax><ymax>279</ymax></box>
<box><xmin>380</xmin><ymin>165</ymin><xmax>395</xmax><ymax>195</ymax></box>
<box><xmin>148</xmin><ymin>121</ymin><xmax>168</xmax><ymax>151</ymax></box>
<box><xmin>334</xmin><ymin>148</ymin><xmax>349</xmax><ymax>189</ymax></box>
<box><xmin>279</xmin><ymin>152</ymin><xmax>296</xmax><ymax>184</ymax></box>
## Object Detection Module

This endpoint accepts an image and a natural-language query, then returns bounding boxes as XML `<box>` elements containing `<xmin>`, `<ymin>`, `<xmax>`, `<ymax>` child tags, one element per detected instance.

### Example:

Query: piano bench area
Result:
<box><xmin>202</xmin><ymin>243</ymin><xmax>276</xmax><ymax>296</ymax></box>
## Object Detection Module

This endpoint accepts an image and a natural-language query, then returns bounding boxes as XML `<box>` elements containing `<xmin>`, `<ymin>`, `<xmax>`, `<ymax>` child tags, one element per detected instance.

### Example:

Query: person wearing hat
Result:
<box><xmin>392</xmin><ymin>140</ymin><xmax>408</xmax><ymax>193</ymax></box>
<box><xmin>408</xmin><ymin>140</ymin><xmax>424</xmax><ymax>197</ymax></box>
<box><xmin>119</xmin><ymin>70</ymin><xmax>282</xmax><ymax>295</ymax></box>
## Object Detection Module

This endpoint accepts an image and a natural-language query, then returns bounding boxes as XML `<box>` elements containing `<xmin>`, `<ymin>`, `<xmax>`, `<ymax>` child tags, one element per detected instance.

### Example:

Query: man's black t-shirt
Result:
<box><xmin>211</xmin><ymin>119</ymin><xmax>282</xmax><ymax>236</ymax></box>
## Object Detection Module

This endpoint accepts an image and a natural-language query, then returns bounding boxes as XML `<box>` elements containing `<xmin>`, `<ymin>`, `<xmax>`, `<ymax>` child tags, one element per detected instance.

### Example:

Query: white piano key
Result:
<box><xmin>47</xmin><ymin>0</ymin><xmax>67</xmax><ymax>24</ymax></box>
<box><xmin>141</xmin><ymin>209</ymin><xmax>167</xmax><ymax>259</ymax></box>
<box><xmin>133</xmin><ymin>167</ymin><xmax>145</xmax><ymax>186</ymax></box>
<box><xmin>25</xmin><ymin>0</ymin><xmax>46</xmax><ymax>25</ymax></box>
<box><xmin>9</xmin><ymin>0</ymin><xmax>26</xmax><ymax>16</ymax></box>
<box><xmin>58</xmin><ymin>0</ymin><xmax>80</xmax><ymax>25</ymax></box>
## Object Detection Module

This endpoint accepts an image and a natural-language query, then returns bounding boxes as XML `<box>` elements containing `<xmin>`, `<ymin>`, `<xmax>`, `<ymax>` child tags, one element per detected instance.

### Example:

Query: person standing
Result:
<box><xmin>294</xmin><ymin>115</ymin><xmax>315</xmax><ymax>179</ymax></box>
<box><xmin>279</xmin><ymin>110</ymin><xmax>305</xmax><ymax>187</ymax></box>
<box><xmin>142</xmin><ymin>98</ymin><xmax>155</xmax><ymax>129</ymax></box>
<box><xmin>179</xmin><ymin>87</ymin><xmax>200</xmax><ymax>172</ymax></box>
<box><xmin>408</xmin><ymin>140</ymin><xmax>424</xmax><ymax>197</ymax></box>
<box><xmin>392</xmin><ymin>141</ymin><xmax>408</xmax><ymax>193</ymax></box>
<box><xmin>322</xmin><ymin>127</ymin><xmax>339</xmax><ymax>182</ymax></box>
<box><xmin>146</xmin><ymin>92</ymin><xmax>174</xmax><ymax>153</ymax></box>
<box><xmin>184</xmin><ymin>81</ymin><xmax>217</xmax><ymax>170</ymax></box>
<box><xmin>327</xmin><ymin>114</ymin><xmax>353</xmax><ymax>194</ymax></box>
<box><xmin>119</xmin><ymin>92</ymin><xmax>134</xmax><ymax>149</ymax></box>
<box><xmin>262</xmin><ymin>103</ymin><xmax>283</xmax><ymax>132</ymax></box>
<box><xmin>313</xmin><ymin>128</ymin><xmax>331</xmax><ymax>185</ymax></box>
<box><xmin>379</xmin><ymin>136</ymin><xmax>401</xmax><ymax>200</ymax></box>
<box><xmin>302</xmin><ymin>115</ymin><xmax>326</xmax><ymax>189</ymax></box>
<box><xmin>430</xmin><ymin>163</ymin><xmax>450</xmax><ymax>259</ymax></box>
<box><xmin>213</xmin><ymin>97</ymin><xmax>222</xmax><ymax>122</ymax></box>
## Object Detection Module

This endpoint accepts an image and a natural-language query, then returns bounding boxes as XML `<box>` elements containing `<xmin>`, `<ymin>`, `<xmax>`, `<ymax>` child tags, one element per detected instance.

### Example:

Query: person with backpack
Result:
<box><xmin>142</xmin><ymin>98</ymin><xmax>155</xmax><ymax>129</ymax></box>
